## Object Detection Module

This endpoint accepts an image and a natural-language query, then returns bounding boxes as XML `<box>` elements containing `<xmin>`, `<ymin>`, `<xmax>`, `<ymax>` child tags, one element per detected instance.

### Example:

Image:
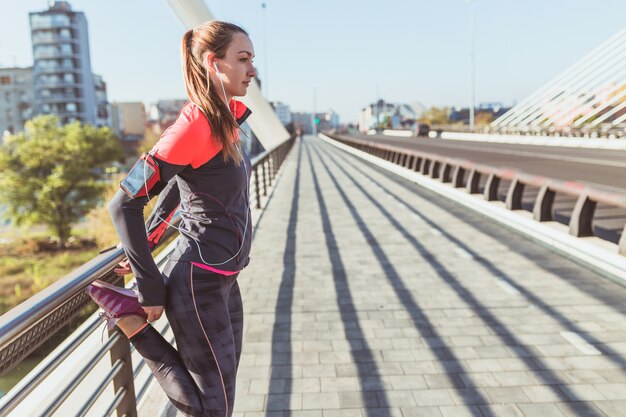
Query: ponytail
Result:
<box><xmin>182</xmin><ymin>26</ymin><xmax>242</xmax><ymax>164</ymax></box>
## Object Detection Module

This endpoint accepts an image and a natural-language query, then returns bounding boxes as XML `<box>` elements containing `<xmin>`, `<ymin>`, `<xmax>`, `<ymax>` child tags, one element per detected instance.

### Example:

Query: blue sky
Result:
<box><xmin>1</xmin><ymin>0</ymin><xmax>625</xmax><ymax>123</ymax></box>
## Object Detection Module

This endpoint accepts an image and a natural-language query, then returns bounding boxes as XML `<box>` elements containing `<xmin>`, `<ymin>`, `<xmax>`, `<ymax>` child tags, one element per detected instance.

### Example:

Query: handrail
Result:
<box><xmin>0</xmin><ymin>135</ymin><xmax>296</xmax><ymax>416</ymax></box>
<box><xmin>324</xmin><ymin>133</ymin><xmax>626</xmax><ymax>255</ymax></box>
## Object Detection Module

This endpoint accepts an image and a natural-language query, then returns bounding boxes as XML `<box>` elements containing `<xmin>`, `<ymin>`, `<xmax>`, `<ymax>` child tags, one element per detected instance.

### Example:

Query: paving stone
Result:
<box><xmin>302</xmin><ymin>393</ymin><xmax>341</xmax><ymax>410</ymax></box>
<box><xmin>594</xmin><ymin>400</ymin><xmax>626</xmax><ymax>417</ymax></box>
<box><xmin>447</xmin><ymin>387</ymin><xmax>490</xmax><ymax>406</ymax></box>
<box><xmin>559</xmin><ymin>384</ymin><xmax>606</xmax><ymax>401</ymax></box>
<box><xmin>492</xmin><ymin>372</ymin><xmax>537</xmax><ymax>387</ymax></box>
<box><xmin>521</xmin><ymin>385</ymin><xmax>567</xmax><ymax>403</ymax></box>
<box><xmin>522</xmin><ymin>402</ymin><xmax>580</xmax><ymax>417</ymax></box>
<box><xmin>378</xmin><ymin>390</ymin><xmax>417</xmax><ymax>407</ymax></box>
<box><xmin>485</xmin><ymin>386</ymin><xmax>530</xmax><ymax>403</ymax></box>
<box><xmin>364</xmin><ymin>408</ymin><xmax>404</xmax><ymax>417</ymax></box>
<box><xmin>400</xmin><ymin>406</ymin><xmax>443</xmax><ymax>417</ymax></box>
<box><xmin>593</xmin><ymin>383</ymin><xmax>626</xmax><ymax>400</ymax></box>
<box><xmin>388</xmin><ymin>375</ymin><xmax>428</xmax><ymax>390</ymax></box>
<box><xmin>286</xmin><ymin>378</ymin><xmax>320</xmax><ymax>394</ymax></box>
<box><xmin>322</xmin><ymin>409</ymin><xmax>363</xmax><ymax>417</ymax></box>
<box><xmin>338</xmin><ymin>391</ymin><xmax>379</xmax><ymax>408</ymax></box>
<box><xmin>438</xmin><ymin>405</ymin><xmax>484</xmax><ymax>417</ymax></box>
<box><xmin>555</xmin><ymin>402</ymin><xmax>608</xmax><ymax>417</ymax></box>
<box><xmin>234</xmin><ymin>394</ymin><xmax>266</xmax><ymax>412</ymax></box>
<box><xmin>320</xmin><ymin>377</ymin><xmax>360</xmax><ymax>392</ymax></box>
<box><xmin>479</xmin><ymin>404</ymin><xmax>525</xmax><ymax>417</ymax></box>
<box><xmin>266</xmin><ymin>394</ymin><xmax>302</xmax><ymax>411</ymax></box>
<box><xmin>464</xmin><ymin>359</ymin><xmax>505</xmax><ymax>373</ymax></box>
<box><xmin>411</xmin><ymin>389</ymin><xmax>456</xmax><ymax>406</ymax></box>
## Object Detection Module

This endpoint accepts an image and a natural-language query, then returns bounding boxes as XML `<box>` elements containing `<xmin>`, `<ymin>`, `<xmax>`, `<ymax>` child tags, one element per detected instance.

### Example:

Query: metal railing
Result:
<box><xmin>0</xmin><ymin>136</ymin><xmax>295</xmax><ymax>416</ymax></box>
<box><xmin>324</xmin><ymin>133</ymin><xmax>626</xmax><ymax>255</ymax></box>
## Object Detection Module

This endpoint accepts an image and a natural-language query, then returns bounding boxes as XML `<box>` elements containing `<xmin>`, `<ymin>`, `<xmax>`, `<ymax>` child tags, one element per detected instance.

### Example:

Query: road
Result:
<box><xmin>344</xmin><ymin>133</ymin><xmax>626</xmax><ymax>195</ymax></box>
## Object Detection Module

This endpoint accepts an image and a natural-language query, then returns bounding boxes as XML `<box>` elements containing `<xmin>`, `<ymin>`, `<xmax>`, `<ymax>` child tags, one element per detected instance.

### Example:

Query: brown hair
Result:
<box><xmin>182</xmin><ymin>21</ymin><xmax>248</xmax><ymax>163</ymax></box>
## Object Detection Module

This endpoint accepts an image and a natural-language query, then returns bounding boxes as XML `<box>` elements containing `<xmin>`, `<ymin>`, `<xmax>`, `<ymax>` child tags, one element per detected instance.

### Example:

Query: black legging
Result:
<box><xmin>129</xmin><ymin>261</ymin><xmax>243</xmax><ymax>417</ymax></box>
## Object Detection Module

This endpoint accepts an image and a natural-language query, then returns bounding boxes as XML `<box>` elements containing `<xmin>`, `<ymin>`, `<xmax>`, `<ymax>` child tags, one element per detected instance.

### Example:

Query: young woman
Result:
<box><xmin>86</xmin><ymin>21</ymin><xmax>257</xmax><ymax>417</ymax></box>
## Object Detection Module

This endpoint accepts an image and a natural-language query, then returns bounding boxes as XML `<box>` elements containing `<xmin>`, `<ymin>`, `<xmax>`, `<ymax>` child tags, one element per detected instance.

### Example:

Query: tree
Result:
<box><xmin>420</xmin><ymin>106</ymin><xmax>451</xmax><ymax>126</ymax></box>
<box><xmin>475</xmin><ymin>111</ymin><xmax>495</xmax><ymax>126</ymax></box>
<box><xmin>0</xmin><ymin>115</ymin><xmax>124</xmax><ymax>248</ymax></box>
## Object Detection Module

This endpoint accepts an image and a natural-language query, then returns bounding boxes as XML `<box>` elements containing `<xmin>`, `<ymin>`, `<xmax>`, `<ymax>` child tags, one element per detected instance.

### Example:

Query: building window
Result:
<box><xmin>66</xmin><ymin>103</ymin><xmax>77</xmax><ymax>113</ymax></box>
<box><xmin>4</xmin><ymin>92</ymin><xmax>11</xmax><ymax>102</ymax></box>
<box><xmin>0</xmin><ymin>76</ymin><xmax>10</xmax><ymax>85</ymax></box>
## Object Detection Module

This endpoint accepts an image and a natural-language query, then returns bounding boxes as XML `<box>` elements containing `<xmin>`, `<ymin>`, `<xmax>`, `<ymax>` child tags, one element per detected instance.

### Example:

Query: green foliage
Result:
<box><xmin>0</xmin><ymin>233</ymin><xmax>100</xmax><ymax>313</ymax></box>
<box><xmin>85</xmin><ymin>173</ymin><xmax>126</xmax><ymax>249</ymax></box>
<box><xmin>0</xmin><ymin>115</ymin><xmax>124</xmax><ymax>248</ymax></box>
<box><xmin>137</xmin><ymin>127</ymin><xmax>162</xmax><ymax>156</ymax></box>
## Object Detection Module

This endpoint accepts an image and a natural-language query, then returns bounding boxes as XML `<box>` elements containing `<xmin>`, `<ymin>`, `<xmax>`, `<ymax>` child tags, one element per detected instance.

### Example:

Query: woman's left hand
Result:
<box><xmin>114</xmin><ymin>258</ymin><xmax>132</xmax><ymax>276</ymax></box>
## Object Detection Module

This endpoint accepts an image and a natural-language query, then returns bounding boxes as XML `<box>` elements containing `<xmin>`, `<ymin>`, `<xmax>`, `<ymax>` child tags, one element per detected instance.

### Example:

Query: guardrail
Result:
<box><xmin>0</xmin><ymin>136</ymin><xmax>295</xmax><ymax>416</ymax></box>
<box><xmin>324</xmin><ymin>133</ymin><xmax>626</xmax><ymax>256</ymax></box>
<box><xmin>432</xmin><ymin>124</ymin><xmax>626</xmax><ymax>139</ymax></box>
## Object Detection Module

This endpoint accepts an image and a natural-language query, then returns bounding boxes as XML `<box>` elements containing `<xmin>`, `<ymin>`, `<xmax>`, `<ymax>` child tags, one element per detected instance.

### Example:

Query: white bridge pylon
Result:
<box><xmin>492</xmin><ymin>27</ymin><xmax>626</xmax><ymax>132</ymax></box>
<box><xmin>166</xmin><ymin>0</ymin><xmax>290</xmax><ymax>151</ymax></box>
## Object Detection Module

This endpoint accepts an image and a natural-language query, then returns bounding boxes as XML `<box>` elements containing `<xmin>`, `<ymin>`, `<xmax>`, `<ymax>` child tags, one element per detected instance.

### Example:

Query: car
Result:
<box><xmin>416</xmin><ymin>123</ymin><xmax>430</xmax><ymax>137</ymax></box>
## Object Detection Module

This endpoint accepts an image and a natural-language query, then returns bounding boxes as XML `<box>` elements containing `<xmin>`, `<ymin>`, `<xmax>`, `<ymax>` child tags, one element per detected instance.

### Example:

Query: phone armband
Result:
<box><xmin>120</xmin><ymin>153</ymin><xmax>161</xmax><ymax>198</ymax></box>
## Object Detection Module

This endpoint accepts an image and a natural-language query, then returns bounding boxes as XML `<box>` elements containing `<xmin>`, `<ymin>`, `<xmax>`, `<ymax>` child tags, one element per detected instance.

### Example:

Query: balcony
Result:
<box><xmin>30</xmin><ymin>20</ymin><xmax>72</xmax><ymax>30</ymax></box>
<box><xmin>35</xmin><ymin>66</ymin><xmax>82</xmax><ymax>75</ymax></box>
<box><xmin>37</xmin><ymin>80</ymin><xmax>79</xmax><ymax>89</ymax></box>
<box><xmin>32</xmin><ymin>34</ymin><xmax>75</xmax><ymax>46</ymax></box>
<box><xmin>33</xmin><ymin>50</ymin><xmax>79</xmax><ymax>60</ymax></box>
<box><xmin>38</xmin><ymin>95</ymin><xmax>83</xmax><ymax>104</ymax></box>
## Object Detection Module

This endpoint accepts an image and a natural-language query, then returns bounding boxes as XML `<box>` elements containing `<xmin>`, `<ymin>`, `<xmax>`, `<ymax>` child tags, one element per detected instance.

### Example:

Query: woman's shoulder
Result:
<box><xmin>152</xmin><ymin>102</ymin><xmax>220</xmax><ymax>167</ymax></box>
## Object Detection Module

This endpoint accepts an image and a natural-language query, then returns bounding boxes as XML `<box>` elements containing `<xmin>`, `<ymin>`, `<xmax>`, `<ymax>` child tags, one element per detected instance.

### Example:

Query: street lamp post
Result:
<box><xmin>468</xmin><ymin>0</ymin><xmax>476</xmax><ymax>130</ymax></box>
<box><xmin>261</xmin><ymin>2</ymin><xmax>269</xmax><ymax>99</ymax></box>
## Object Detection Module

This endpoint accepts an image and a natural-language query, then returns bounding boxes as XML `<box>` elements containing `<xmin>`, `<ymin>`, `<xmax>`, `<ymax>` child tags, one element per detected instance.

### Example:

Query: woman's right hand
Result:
<box><xmin>143</xmin><ymin>305</ymin><xmax>164</xmax><ymax>323</ymax></box>
<box><xmin>114</xmin><ymin>258</ymin><xmax>132</xmax><ymax>276</ymax></box>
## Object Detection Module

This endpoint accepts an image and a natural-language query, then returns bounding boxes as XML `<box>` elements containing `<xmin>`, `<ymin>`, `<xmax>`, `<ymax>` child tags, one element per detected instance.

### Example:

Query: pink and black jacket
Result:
<box><xmin>109</xmin><ymin>100</ymin><xmax>253</xmax><ymax>306</ymax></box>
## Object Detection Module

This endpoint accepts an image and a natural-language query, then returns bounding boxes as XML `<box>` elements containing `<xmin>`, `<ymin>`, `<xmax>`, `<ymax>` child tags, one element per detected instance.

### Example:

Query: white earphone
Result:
<box><xmin>212</xmin><ymin>61</ymin><xmax>228</xmax><ymax>104</ymax></box>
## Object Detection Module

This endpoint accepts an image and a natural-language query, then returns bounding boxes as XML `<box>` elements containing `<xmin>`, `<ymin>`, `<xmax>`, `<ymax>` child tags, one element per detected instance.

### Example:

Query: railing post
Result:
<box><xmin>452</xmin><ymin>166</ymin><xmax>465</xmax><ymax>188</ymax></box>
<box><xmin>440</xmin><ymin>162</ymin><xmax>452</xmax><ymax>182</ymax></box>
<box><xmin>619</xmin><ymin>225</ymin><xmax>626</xmax><ymax>256</ymax></box>
<box><xmin>415</xmin><ymin>157</ymin><xmax>423</xmax><ymax>172</ymax></box>
<box><xmin>262</xmin><ymin>159</ymin><xmax>268</xmax><ymax>197</ymax></box>
<box><xmin>254</xmin><ymin>165</ymin><xmax>261</xmax><ymax>209</ymax></box>
<box><xmin>569</xmin><ymin>194</ymin><xmax>597</xmax><ymax>237</ymax></box>
<box><xmin>505</xmin><ymin>178</ymin><xmax>525</xmax><ymax>210</ymax></box>
<box><xmin>466</xmin><ymin>169</ymin><xmax>481</xmax><ymax>194</ymax></box>
<box><xmin>110</xmin><ymin>333</ymin><xmax>138</xmax><ymax>417</ymax></box>
<box><xmin>533</xmin><ymin>185</ymin><xmax>555</xmax><ymax>221</ymax></box>
<box><xmin>430</xmin><ymin>161</ymin><xmax>441</xmax><ymax>179</ymax></box>
<box><xmin>484</xmin><ymin>173</ymin><xmax>500</xmax><ymax>201</ymax></box>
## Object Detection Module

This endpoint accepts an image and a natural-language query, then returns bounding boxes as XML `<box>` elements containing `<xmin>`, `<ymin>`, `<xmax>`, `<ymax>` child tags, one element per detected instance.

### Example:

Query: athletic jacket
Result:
<box><xmin>109</xmin><ymin>100</ymin><xmax>253</xmax><ymax>306</ymax></box>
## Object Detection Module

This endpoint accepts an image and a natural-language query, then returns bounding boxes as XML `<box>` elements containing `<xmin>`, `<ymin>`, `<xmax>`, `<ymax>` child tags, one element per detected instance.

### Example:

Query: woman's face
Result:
<box><xmin>212</xmin><ymin>33</ymin><xmax>256</xmax><ymax>100</ymax></box>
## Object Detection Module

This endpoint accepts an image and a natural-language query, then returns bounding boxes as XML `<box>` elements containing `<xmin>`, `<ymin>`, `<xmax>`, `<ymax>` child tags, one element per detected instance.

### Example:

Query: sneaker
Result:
<box><xmin>86</xmin><ymin>280</ymin><xmax>148</xmax><ymax>330</ymax></box>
